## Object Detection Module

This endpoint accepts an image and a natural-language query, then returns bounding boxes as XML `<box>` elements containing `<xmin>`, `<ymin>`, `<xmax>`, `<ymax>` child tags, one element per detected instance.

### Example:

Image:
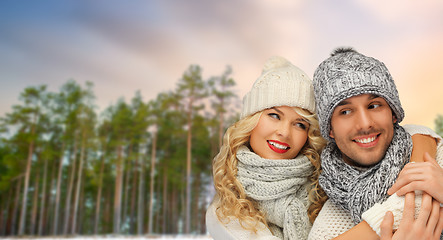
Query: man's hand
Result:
<box><xmin>380</xmin><ymin>192</ymin><xmax>443</xmax><ymax>240</ymax></box>
<box><xmin>388</xmin><ymin>152</ymin><xmax>443</xmax><ymax>203</ymax></box>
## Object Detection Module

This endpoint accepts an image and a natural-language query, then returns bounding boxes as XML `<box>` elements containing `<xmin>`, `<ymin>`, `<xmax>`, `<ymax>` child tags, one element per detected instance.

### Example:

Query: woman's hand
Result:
<box><xmin>388</xmin><ymin>152</ymin><xmax>443</xmax><ymax>203</ymax></box>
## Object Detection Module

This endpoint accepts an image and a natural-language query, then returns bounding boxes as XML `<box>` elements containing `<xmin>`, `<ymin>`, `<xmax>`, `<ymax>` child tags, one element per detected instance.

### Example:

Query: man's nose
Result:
<box><xmin>355</xmin><ymin>109</ymin><xmax>373</xmax><ymax>130</ymax></box>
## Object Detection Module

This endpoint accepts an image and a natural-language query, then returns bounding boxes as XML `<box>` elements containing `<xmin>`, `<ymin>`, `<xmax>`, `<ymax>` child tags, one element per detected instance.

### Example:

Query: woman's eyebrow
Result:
<box><xmin>296</xmin><ymin>118</ymin><xmax>308</xmax><ymax>123</ymax></box>
<box><xmin>270</xmin><ymin>107</ymin><xmax>284</xmax><ymax>115</ymax></box>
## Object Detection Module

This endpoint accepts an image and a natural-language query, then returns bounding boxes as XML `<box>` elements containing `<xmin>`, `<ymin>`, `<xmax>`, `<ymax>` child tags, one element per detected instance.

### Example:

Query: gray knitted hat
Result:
<box><xmin>241</xmin><ymin>56</ymin><xmax>315</xmax><ymax>119</ymax></box>
<box><xmin>313</xmin><ymin>48</ymin><xmax>404</xmax><ymax>141</ymax></box>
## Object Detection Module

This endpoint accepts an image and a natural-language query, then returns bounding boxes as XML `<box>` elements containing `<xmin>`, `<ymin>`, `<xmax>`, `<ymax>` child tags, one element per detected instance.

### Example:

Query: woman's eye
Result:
<box><xmin>296</xmin><ymin>122</ymin><xmax>307</xmax><ymax>130</ymax></box>
<box><xmin>268</xmin><ymin>113</ymin><xmax>280</xmax><ymax>120</ymax></box>
<box><xmin>293</xmin><ymin>121</ymin><xmax>308</xmax><ymax>130</ymax></box>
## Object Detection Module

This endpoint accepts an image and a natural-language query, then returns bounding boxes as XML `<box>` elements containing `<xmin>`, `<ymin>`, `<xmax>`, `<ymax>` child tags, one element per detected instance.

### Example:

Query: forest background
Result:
<box><xmin>0</xmin><ymin>70</ymin><xmax>239</xmax><ymax>237</ymax></box>
<box><xmin>1</xmin><ymin>0</ymin><xmax>443</xmax><ymax>238</ymax></box>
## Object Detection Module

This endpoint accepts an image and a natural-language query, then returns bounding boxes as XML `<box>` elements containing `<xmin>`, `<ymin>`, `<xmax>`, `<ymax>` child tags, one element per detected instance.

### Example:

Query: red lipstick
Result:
<box><xmin>267</xmin><ymin>140</ymin><xmax>290</xmax><ymax>153</ymax></box>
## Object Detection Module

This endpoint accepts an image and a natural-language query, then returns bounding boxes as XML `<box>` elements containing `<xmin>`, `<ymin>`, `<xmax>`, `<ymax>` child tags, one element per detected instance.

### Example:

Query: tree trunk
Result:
<box><xmin>162</xmin><ymin>166</ymin><xmax>168</xmax><ymax>234</ymax></box>
<box><xmin>113</xmin><ymin>144</ymin><xmax>124</xmax><ymax>234</ymax></box>
<box><xmin>172</xmin><ymin>184</ymin><xmax>178</xmax><ymax>233</ymax></box>
<box><xmin>72</xmin><ymin>131</ymin><xmax>86</xmax><ymax>234</ymax></box>
<box><xmin>1</xmin><ymin>186</ymin><xmax>13</xmax><ymax>235</ymax></box>
<box><xmin>185</xmin><ymin>105</ymin><xmax>192</xmax><ymax>234</ymax></box>
<box><xmin>18</xmin><ymin>122</ymin><xmax>37</xmax><ymax>235</ymax></box>
<box><xmin>192</xmin><ymin>173</ymin><xmax>200</xmax><ymax>232</ymax></box>
<box><xmin>0</xmin><ymin>200</ymin><xmax>3</xmax><ymax>236</ymax></box>
<box><xmin>48</xmin><ymin>155</ymin><xmax>59</xmax><ymax>235</ymax></box>
<box><xmin>200</xmin><ymin>199</ymin><xmax>207</xmax><ymax>234</ymax></box>
<box><xmin>30</xmin><ymin>170</ymin><xmax>40</xmax><ymax>235</ymax></box>
<box><xmin>94</xmin><ymin>152</ymin><xmax>106</xmax><ymax>234</ymax></box>
<box><xmin>77</xmin><ymin>174</ymin><xmax>85</xmax><ymax>234</ymax></box>
<box><xmin>122</xmin><ymin>148</ymin><xmax>132</xmax><ymax>230</ymax></box>
<box><xmin>137</xmin><ymin>152</ymin><xmax>145</xmax><ymax>235</ymax></box>
<box><xmin>148</xmin><ymin>132</ymin><xmax>157</xmax><ymax>234</ymax></box>
<box><xmin>53</xmin><ymin>142</ymin><xmax>65</xmax><ymax>235</ymax></box>
<box><xmin>0</xmin><ymin>200</ymin><xmax>2</xmax><ymax>235</ymax></box>
<box><xmin>63</xmin><ymin>138</ymin><xmax>79</xmax><ymax>235</ymax></box>
<box><xmin>154</xmin><ymin>179</ymin><xmax>162</xmax><ymax>233</ymax></box>
<box><xmin>104</xmin><ymin>189</ymin><xmax>112</xmax><ymax>233</ymax></box>
<box><xmin>38</xmin><ymin>158</ymin><xmax>48</xmax><ymax>236</ymax></box>
<box><xmin>129</xmin><ymin>155</ymin><xmax>138</xmax><ymax>234</ymax></box>
<box><xmin>12</xmin><ymin>175</ymin><xmax>23</xmax><ymax>235</ymax></box>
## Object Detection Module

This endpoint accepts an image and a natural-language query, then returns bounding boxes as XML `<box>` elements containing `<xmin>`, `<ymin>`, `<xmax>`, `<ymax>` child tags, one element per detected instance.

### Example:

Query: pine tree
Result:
<box><xmin>208</xmin><ymin>66</ymin><xmax>237</xmax><ymax>148</ymax></box>
<box><xmin>176</xmin><ymin>65</ymin><xmax>207</xmax><ymax>233</ymax></box>
<box><xmin>1</xmin><ymin>85</ymin><xmax>49</xmax><ymax>235</ymax></box>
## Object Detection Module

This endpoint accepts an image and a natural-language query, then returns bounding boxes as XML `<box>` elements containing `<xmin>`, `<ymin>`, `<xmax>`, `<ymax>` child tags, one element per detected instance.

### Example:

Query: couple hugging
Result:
<box><xmin>207</xmin><ymin>47</ymin><xmax>443</xmax><ymax>240</ymax></box>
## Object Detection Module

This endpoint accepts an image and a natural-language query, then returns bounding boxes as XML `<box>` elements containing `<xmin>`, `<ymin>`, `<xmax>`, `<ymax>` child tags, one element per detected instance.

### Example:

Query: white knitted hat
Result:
<box><xmin>241</xmin><ymin>56</ymin><xmax>315</xmax><ymax>119</ymax></box>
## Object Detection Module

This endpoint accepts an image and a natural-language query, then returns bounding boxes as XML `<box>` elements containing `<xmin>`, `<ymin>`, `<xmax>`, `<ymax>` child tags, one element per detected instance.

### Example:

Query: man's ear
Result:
<box><xmin>392</xmin><ymin>115</ymin><xmax>397</xmax><ymax>124</ymax></box>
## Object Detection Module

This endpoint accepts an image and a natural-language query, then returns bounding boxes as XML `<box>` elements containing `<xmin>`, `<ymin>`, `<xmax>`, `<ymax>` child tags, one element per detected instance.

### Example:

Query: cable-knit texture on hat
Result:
<box><xmin>241</xmin><ymin>56</ymin><xmax>315</xmax><ymax>118</ymax></box>
<box><xmin>313</xmin><ymin>48</ymin><xmax>404</xmax><ymax>141</ymax></box>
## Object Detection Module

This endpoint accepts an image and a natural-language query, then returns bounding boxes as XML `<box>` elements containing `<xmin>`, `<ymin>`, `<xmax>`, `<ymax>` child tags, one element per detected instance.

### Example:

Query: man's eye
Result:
<box><xmin>268</xmin><ymin>113</ymin><xmax>280</xmax><ymax>120</ymax></box>
<box><xmin>340</xmin><ymin>110</ymin><xmax>351</xmax><ymax>115</ymax></box>
<box><xmin>369</xmin><ymin>104</ymin><xmax>381</xmax><ymax>109</ymax></box>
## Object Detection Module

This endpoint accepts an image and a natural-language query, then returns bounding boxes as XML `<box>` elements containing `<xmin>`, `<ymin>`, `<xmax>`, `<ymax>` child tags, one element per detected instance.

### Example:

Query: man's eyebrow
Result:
<box><xmin>337</xmin><ymin>94</ymin><xmax>381</xmax><ymax>107</ymax></box>
<box><xmin>337</xmin><ymin>100</ymin><xmax>350</xmax><ymax>107</ymax></box>
<box><xmin>368</xmin><ymin>94</ymin><xmax>380</xmax><ymax>100</ymax></box>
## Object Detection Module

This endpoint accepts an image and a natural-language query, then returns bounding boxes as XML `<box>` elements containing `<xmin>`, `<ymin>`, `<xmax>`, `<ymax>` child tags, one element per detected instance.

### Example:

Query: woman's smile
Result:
<box><xmin>267</xmin><ymin>140</ymin><xmax>290</xmax><ymax>153</ymax></box>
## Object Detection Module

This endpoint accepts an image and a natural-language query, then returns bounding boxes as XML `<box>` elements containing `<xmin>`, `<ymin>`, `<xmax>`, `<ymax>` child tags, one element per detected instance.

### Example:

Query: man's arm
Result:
<box><xmin>332</xmin><ymin>221</ymin><xmax>379</xmax><ymax>240</ymax></box>
<box><xmin>332</xmin><ymin>133</ymin><xmax>439</xmax><ymax>239</ymax></box>
<box><xmin>410</xmin><ymin>133</ymin><xmax>438</xmax><ymax>160</ymax></box>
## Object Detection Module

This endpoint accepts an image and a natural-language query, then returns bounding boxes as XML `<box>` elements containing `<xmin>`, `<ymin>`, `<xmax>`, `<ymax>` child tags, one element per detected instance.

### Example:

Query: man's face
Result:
<box><xmin>329</xmin><ymin>94</ymin><xmax>397</xmax><ymax>167</ymax></box>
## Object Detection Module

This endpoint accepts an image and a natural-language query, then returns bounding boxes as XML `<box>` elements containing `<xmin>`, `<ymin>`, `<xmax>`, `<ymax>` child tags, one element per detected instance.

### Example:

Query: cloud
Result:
<box><xmin>0</xmin><ymin>0</ymin><xmax>442</xmax><ymax>128</ymax></box>
<box><xmin>354</xmin><ymin>0</ymin><xmax>443</xmax><ymax>23</ymax></box>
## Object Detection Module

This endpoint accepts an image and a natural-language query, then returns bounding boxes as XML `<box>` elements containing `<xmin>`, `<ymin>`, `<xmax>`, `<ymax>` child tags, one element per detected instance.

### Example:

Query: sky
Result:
<box><xmin>0</xmin><ymin>0</ymin><xmax>442</xmax><ymax>128</ymax></box>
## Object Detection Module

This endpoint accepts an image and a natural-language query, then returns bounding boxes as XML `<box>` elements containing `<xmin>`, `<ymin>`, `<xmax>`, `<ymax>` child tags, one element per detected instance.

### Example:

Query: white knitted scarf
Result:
<box><xmin>236</xmin><ymin>145</ymin><xmax>314</xmax><ymax>240</ymax></box>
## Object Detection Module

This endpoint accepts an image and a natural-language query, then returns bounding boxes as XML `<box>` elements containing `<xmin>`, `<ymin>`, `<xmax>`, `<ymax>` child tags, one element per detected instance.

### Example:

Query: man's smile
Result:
<box><xmin>352</xmin><ymin>133</ymin><xmax>380</xmax><ymax>148</ymax></box>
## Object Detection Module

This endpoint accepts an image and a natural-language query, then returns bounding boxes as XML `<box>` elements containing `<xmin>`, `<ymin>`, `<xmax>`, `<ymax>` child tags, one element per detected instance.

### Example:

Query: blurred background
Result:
<box><xmin>0</xmin><ymin>0</ymin><xmax>443</xmax><ymax>238</ymax></box>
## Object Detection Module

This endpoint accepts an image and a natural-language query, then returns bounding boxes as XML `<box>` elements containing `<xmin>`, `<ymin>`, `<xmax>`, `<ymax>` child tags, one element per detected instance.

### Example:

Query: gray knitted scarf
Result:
<box><xmin>319</xmin><ymin>124</ymin><xmax>412</xmax><ymax>224</ymax></box>
<box><xmin>236</xmin><ymin>145</ymin><xmax>314</xmax><ymax>240</ymax></box>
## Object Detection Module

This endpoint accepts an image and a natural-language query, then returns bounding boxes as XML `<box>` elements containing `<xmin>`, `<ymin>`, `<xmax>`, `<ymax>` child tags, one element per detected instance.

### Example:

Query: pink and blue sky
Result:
<box><xmin>1</xmin><ymin>0</ymin><xmax>442</xmax><ymax>128</ymax></box>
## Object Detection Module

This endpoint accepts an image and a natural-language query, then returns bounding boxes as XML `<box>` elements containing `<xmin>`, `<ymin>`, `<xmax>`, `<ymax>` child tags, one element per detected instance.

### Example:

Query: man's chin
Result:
<box><xmin>351</xmin><ymin>160</ymin><xmax>379</xmax><ymax>168</ymax></box>
<box><xmin>343</xmin><ymin>154</ymin><xmax>383</xmax><ymax>168</ymax></box>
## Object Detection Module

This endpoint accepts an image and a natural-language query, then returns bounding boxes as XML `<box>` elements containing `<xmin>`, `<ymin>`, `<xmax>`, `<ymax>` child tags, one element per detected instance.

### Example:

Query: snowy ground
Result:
<box><xmin>1</xmin><ymin>235</ymin><xmax>213</xmax><ymax>240</ymax></box>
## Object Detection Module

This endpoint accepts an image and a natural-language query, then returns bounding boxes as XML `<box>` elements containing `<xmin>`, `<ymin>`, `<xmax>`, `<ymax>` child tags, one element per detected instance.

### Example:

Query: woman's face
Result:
<box><xmin>249</xmin><ymin>106</ymin><xmax>309</xmax><ymax>159</ymax></box>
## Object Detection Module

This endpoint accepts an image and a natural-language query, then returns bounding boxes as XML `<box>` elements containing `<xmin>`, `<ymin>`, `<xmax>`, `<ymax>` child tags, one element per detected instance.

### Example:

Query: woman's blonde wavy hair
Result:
<box><xmin>211</xmin><ymin>107</ymin><xmax>328</xmax><ymax>232</ymax></box>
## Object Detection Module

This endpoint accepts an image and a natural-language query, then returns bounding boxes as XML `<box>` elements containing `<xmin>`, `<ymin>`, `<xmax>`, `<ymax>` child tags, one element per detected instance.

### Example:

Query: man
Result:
<box><xmin>308</xmin><ymin>48</ymin><xmax>443</xmax><ymax>239</ymax></box>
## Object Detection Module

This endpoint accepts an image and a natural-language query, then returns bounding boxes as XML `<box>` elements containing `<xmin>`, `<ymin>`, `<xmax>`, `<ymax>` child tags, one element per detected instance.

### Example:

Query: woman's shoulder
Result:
<box><xmin>206</xmin><ymin>203</ymin><xmax>279</xmax><ymax>240</ymax></box>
